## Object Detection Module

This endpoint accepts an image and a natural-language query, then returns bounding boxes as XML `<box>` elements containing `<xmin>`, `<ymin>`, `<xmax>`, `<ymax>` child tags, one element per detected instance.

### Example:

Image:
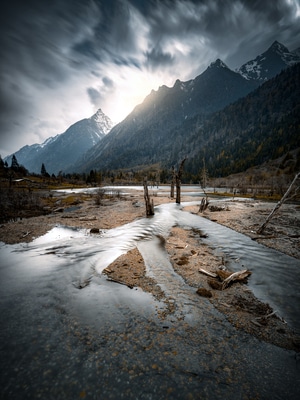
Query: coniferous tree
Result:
<box><xmin>11</xmin><ymin>155</ymin><xmax>19</xmax><ymax>171</ymax></box>
<box><xmin>41</xmin><ymin>163</ymin><xmax>47</xmax><ymax>177</ymax></box>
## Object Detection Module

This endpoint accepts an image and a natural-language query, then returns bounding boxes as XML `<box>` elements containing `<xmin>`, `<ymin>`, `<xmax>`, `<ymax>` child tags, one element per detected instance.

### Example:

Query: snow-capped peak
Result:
<box><xmin>91</xmin><ymin>108</ymin><xmax>114</xmax><ymax>134</ymax></box>
<box><xmin>237</xmin><ymin>40</ymin><xmax>300</xmax><ymax>81</ymax></box>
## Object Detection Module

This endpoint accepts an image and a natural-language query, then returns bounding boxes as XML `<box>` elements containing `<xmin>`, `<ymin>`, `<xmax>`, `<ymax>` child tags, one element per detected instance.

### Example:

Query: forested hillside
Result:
<box><xmin>182</xmin><ymin>63</ymin><xmax>300</xmax><ymax>178</ymax></box>
<box><xmin>73</xmin><ymin>64</ymin><xmax>299</xmax><ymax>179</ymax></box>
<box><xmin>72</xmin><ymin>60</ymin><xmax>258</xmax><ymax>173</ymax></box>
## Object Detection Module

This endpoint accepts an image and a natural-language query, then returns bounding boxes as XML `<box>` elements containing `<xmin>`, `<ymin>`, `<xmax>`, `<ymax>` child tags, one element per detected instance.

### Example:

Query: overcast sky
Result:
<box><xmin>1</xmin><ymin>0</ymin><xmax>299</xmax><ymax>158</ymax></box>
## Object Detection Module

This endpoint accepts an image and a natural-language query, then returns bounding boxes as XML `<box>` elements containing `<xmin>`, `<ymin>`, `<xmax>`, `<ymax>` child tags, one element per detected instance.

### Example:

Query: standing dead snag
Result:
<box><xmin>170</xmin><ymin>166</ymin><xmax>175</xmax><ymax>199</ymax></box>
<box><xmin>143</xmin><ymin>178</ymin><xmax>155</xmax><ymax>216</ymax></box>
<box><xmin>257</xmin><ymin>172</ymin><xmax>300</xmax><ymax>234</ymax></box>
<box><xmin>199</xmin><ymin>177</ymin><xmax>209</xmax><ymax>212</ymax></box>
<box><xmin>175</xmin><ymin>158</ymin><xmax>187</xmax><ymax>204</ymax></box>
<box><xmin>198</xmin><ymin>197</ymin><xmax>209</xmax><ymax>212</ymax></box>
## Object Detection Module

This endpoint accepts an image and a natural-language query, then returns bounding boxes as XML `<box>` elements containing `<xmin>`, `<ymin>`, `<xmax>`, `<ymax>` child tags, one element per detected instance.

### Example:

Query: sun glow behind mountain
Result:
<box><xmin>97</xmin><ymin>66</ymin><xmax>176</xmax><ymax>124</ymax></box>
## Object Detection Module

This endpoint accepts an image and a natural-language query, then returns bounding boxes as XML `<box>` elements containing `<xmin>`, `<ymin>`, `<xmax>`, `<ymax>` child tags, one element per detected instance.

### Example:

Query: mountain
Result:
<box><xmin>75</xmin><ymin>62</ymin><xmax>300</xmax><ymax>179</ymax></box>
<box><xmin>182</xmin><ymin>63</ymin><xmax>300</xmax><ymax>178</ymax></box>
<box><xmin>5</xmin><ymin>109</ymin><xmax>113</xmax><ymax>175</ymax></box>
<box><xmin>72</xmin><ymin>60</ymin><xmax>258</xmax><ymax>172</ymax></box>
<box><xmin>237</xmin><ymin>41</ymin><xmax>300</xmax><ymax>81</ymax></box>
<box><xmin>6</xmin><ymin>41</ymin><xmax>299</xmax><ymax>178</ymax></box>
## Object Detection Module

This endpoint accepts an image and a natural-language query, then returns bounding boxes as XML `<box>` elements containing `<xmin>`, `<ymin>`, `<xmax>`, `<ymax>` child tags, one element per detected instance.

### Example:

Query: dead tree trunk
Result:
<box><xmin>198</xmin><ymin>196</ymin><xmax>209</xmax><ymax>212</ymax></box>
<box><xmin>257</xmin><ymin>172</ymin><xmax>300</xmax><ymax>234</ymax></box>
<box><xmin>143</xmin><ymin>178</ymin><xmax>154</xmax><ymax>216</ymax></box>
<box><xmin>170</xmin><ymin>166</ymin><xmax>175</xmax><ymax>199</ymax></box>
<box><xmin>198</xmin><ymin>181</ymin><xmax>209</xmax><ymax>212</ymax></box>
<box><xmin>175</xmin><ymin>158</ymin><xmax>186</xmax><ymax>204</ymax></box>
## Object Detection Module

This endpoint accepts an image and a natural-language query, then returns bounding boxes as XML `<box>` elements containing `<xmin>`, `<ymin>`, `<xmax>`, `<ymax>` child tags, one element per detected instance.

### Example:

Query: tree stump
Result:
<box><xmin>143</xmin><ymin>178</ymin><xmax>154</xmax><ymax>216</ymax></box>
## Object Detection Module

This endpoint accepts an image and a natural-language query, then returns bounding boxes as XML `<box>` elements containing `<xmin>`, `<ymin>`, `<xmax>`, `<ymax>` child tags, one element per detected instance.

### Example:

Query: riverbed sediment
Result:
<box><xmin>1</xmin><ymin>188</ymin><xmax>300</xmax><ymax>399</ymax></box>
<box><xmin>0</xmin><ymin>189</ymin><xmax>299</xmax><ymax>352</ymax></box>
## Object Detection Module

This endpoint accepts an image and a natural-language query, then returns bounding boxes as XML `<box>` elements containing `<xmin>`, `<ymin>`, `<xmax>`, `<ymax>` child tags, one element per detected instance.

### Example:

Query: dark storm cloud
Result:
<box><xmin>139</xmin><ymin>0</ymin><xmax>300</xmax><ymax>69</ymax></box>
<box><xmin>71</xmin><ymin>0</ymin><xmax>145</xmax><ymax>65</ymax></box>
<box><xmin>87</xmin><ymin>77</ymin><xmax>115</xmax><ymax>109</ymax></box>
<box><xmin>1</xmin><ymin>0</ymin><xmax>101</xmax><ymax>80</ymax></box>
<box><xmin>102</xmin><ymin>77</ymin><xmax>114</xmax><ymax>88</ymax></box>
<box><xmin>87</xmin><ymin>88</ymin><xmax>102</xmax><ymax>107</ymax></box>
<box><xmin>146</xmin><ymin>48</ymin><xmax>175</xmax><ymax>69</ymax></box>
<box><xmin>0</xmin><ymin>0</ymin><xmax>299</xmax><ymax>157</ymax></box>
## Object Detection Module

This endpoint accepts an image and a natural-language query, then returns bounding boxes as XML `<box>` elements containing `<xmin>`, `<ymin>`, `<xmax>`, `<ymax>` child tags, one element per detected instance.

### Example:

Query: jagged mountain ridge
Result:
<box><xmin>72</xmin><ymin>59</ymin><xmax>259</xmax><ymax>172</ymax></box>
<box><xmin>6</xmin><ymin>40</ymin><xmax>300</xmax><ymax>177</ymax></box>
<box><xmin>5</xmin><ymin>109</ymin><xmax>113</xmax><ymax>175</ymax></box>
<box><xmin>75</xmin><ymin>63</ymin><xmax>300</xmax><ymax>178</ymax></box>
<box><xmin>72</xmin><ymin>41</ymin><xmax>299</xmax><ymax>174</ymax></box>
<box><xmin>182</xmin><ymin>63</ymin><xmax>300</xmax><ymax>177</ymax></box>
<box><xmin>237</xmin><ymin>41</ymin><xmax>300</xmax><ymax>81</ymax></box>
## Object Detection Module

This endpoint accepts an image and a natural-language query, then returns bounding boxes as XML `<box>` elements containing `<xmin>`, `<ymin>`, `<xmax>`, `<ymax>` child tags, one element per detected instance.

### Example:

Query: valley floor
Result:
<box><xmin>0</xmin><ymin>190</ymin><xmax>299</xmax><ymax>352</ymax></box>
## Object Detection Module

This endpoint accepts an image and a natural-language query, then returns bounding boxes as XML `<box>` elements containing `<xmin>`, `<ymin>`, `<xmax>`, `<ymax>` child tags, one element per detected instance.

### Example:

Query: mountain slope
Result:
<box><xmin>237</xmin><ymin>41</ymin><xmax>300</xmax><ymax>81</ymax></box>
<box><xmin>180</xmin><ymin>63</ymin><xmax>300</xmax><ymax>177</ymax></box>
<box><xmin>77</xmin><ymin>63</ymin><xmax>300</xmax><ymax>178</ymax></box>
<box><xmin>72</xmin><ymin>60</ymin><xmax>258</xmax><ymax>172</ymax></box>
<box><xmin>5</xmin><ymin>109</ymin><xmax>113</xmax><ymax>175</ymax></box>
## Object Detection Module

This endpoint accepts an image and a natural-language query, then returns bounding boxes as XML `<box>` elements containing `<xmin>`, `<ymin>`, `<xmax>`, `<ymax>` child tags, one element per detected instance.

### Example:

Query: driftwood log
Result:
<box><xmin>199</xmin><ymin>268</ymin><xmax>217</xmax><ymax>278</ymax></box>
<box><xmin>200</xmin><ymin>267</ymin><xmax>251</xmax><ymax>290</ymax></box>
<box><xmin>221</xmin><ymin>269</ymin><xmax>251</xmax><ymax>290</ymax></box>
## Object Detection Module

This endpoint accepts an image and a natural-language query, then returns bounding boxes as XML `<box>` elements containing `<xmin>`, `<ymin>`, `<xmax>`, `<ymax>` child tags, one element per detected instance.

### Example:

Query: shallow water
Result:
<box><xmin>0</xmin><ymin>200</ymin><xmax>300</xmax><ymax>399</ymax></box>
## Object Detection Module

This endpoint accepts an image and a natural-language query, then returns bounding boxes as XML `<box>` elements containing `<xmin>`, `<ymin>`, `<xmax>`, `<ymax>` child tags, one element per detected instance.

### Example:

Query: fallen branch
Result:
<box><xmin>219</xmin><ymin>302</ymin><xmax>231</xmax><ymax>308</ymax></box>
<box><xmin>199</xmin><ymin>268</ymin><xmax>217</xmax><ymax>278</ymax></box>
<box><xmin>255</xmin><ymin>310</ymin><xmax>277</xmax><ymax>320</ymax></box>
<box><xmin>216</xmin><ymin>269</ymin><xmax>232</xmax><ymax>281</ymax></box>
<box><xmin>251</xmin><ymin>319</ymin><xmax>263</xmax><ymax>327</ymax></box>
<box><xmin>222</xmin><ymin>269</ymin><xmax>252</xmax><ymax>290</ymax></box>
<box><xmin>22</xmin><ymin>231</ymin><xmax>32</xmax><ymax>238</ymax></box>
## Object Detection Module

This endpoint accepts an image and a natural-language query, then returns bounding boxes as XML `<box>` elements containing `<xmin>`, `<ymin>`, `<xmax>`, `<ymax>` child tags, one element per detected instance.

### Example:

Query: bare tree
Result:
<box><xmin>257</xmin><ymin>172</ymin><xmax>300</xmax><ymax>234</ymax></box>
<box><xmin>170</xmin><ymin>166</ymin><xmax>175</xmax><ymax>199</ymax></box>
<box><xmin>201</xmin><ymin>158</ymin><xmax>208</xmax><ymax>188</ymax></box>
<box><xmin>143</xmin><ymin>178</ymin><xmax>154</xmax><ymax>216</ymax></box>
<box><xmin>175</xmin><ymin>158</ymin><xmax>186</xmax><ymax>204</ymax></box>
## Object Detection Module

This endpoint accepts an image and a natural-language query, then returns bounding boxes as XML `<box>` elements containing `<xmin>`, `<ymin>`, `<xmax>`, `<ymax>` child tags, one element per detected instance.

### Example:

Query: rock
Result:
<box><xmin>90</xmin><ymin>228</ymin><xmax>100</xmax><ymax>234</ymax></box>
<box><xmin>208</xmin><ymin>278</ymin><xmax>223</xmax><ymax>290</ymax></box>
<box><xmin>196</xmin><ymin>288</ymin><xmax>212</xmax><ymax>298</ymax></box>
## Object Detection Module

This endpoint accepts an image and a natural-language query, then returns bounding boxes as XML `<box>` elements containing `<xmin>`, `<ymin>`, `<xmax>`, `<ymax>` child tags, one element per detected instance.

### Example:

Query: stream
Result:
<box><xmin>0</xmin><ymin>197</ymin><xmax>299</xmax><ymax>399</ymax></box>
